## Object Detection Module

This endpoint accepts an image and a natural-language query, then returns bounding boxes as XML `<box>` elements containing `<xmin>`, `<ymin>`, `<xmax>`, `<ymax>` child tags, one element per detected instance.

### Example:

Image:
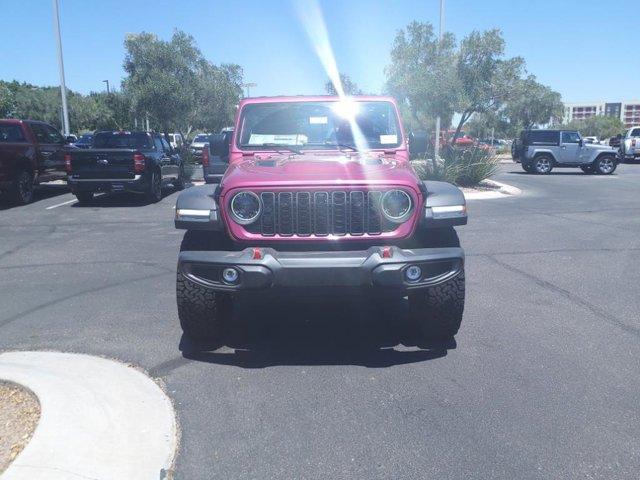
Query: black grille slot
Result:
<box><xmin>245</xmin><ymin>189</ymin><xmax>399</xmax><ymax>237</ymax></box>
<box><xmin>260</xmin><ymin>192</ymin><xmax>275</xmax><ymax>236</ymax></box>
<box><xmin>278</xmin><ymin>192</ymin><xmax>294</xmax><ymax>236</ymax></box>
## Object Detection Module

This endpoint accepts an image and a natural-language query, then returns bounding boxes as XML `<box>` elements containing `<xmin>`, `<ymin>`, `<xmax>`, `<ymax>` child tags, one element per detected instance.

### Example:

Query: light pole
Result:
<box><xmin>52</xmin><ymin>0</ymin><xmax>70</xmax><ymax>136</ymax></box>
<box><xmin>103</xmin><ymin>80</ymin><xmax>110</xmax><ymax>94</ymax></box>
<box><xmin>242</xmin><ymin>82</ymin><xmax>257</xmax><ymax>98</ymax></box>
<box><xmin>434</xmin><ymin>0</ymin><xmax>444</xmax><ymax>161</ymax></box>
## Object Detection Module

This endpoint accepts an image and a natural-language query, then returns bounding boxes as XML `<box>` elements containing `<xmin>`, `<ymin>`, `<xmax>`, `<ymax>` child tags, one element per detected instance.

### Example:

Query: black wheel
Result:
<box><xmin>146</xmin><ymin>170</ymin><xmax>162</xmax><ymax>203</ymax></box>
<box><xmin>533</xmin><ymin>154</ymin><xmax>553</xmax><ymax>174</ymax></box>
<box><xmin>74</xmin><ymin>191</ymin><xmax>94</xmax><ymax>204</ymax></box>
<box><xmin>9</xmin><ymin>169</ymin><xmax>34</xmax><ymax>205</ymax></box>
<box><xmin>176</xmin><ymin>230</ymin><xmax>233</xmax><ymax>345</ymax></box>
<box><xmin>521</xmin><ymin>162</ymin><xmax>534</xmax><ymax>173</ymax></box>
<box><xmin>408</xmin><ymin>270</ymin><xmax>465</xmax><ymax>340</ymax></box>
<box><xmin>174</xmin><ymin>165</ymin><xmax>185</xmax><ymax>191</ymax></box>
<box><xmin>594</xmin><ymin>155</ymin><xmax>617</xmax><ymax>175</ymax></box>
<box><xmin>580</xmin><ymin>165</ymin><xmax>595</xmax><ymax>174</ymax></box>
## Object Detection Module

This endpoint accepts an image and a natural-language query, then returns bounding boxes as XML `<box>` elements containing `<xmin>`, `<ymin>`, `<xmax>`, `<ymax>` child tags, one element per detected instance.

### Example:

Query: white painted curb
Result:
<box><xmin>463</xmin><ymin>179</ymin><xmax>522</xmax><ymax>200</ymax></box>
<box><xmin>0</xmin><ymin>351</ymin><xmax>177</xmax><ymax>480</ymax></box>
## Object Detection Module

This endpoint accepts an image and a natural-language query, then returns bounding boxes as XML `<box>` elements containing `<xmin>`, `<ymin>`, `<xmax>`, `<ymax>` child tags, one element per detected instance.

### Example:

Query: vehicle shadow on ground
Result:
<box><xmin>179</xmin><ymin>296</ymin><xmax>455</xmax><ymax>368</ymax></box>
<box><xmin>0</xmin><ymin>184</ymin><xmax>69</xmax><ymax>211</ymax></box>
<box><xmin>71</xmin><ymin>188</ymin><xmax>181</xmax><ymax>208</ymax></box>
<box><xmin>508</xmin><ymin>171</ymin><xmax>597</xmax><ymax>176</ymax></box>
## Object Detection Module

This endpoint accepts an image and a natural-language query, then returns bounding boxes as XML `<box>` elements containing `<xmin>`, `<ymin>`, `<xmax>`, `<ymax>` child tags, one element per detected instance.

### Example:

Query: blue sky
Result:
<box><xmin>2</xmin><ymin>0</ymin><xmax>638</xmax><ymax>103</ymax></box>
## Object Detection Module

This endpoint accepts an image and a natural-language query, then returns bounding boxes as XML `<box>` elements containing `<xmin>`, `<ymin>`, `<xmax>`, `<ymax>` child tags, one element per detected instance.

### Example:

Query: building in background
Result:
<box><xmin>563</xmin><ymin>100</ymin><xmax>640</xmax><ymax>128</ymax></box>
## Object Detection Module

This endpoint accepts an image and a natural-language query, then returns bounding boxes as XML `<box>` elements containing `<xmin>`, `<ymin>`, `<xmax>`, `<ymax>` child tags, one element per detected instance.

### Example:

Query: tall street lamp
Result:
<box><xmin>103</xmin><ymin>80</ymin><xmax>110</xmax><ymax>94</ymax></box>
<box><xmin>52</xmin><ymin>0</ymin><xmax>70</xmax><ymax>136</ymax></box>
<box><xmin>242</xmin><ymin>82</ymin><xmax>257</xmax><ymax>98</ymax></box>
<box><xmin>434</xmin><ymin>0</ymin><xmax>444</xmax><ymax>161</ymax></box>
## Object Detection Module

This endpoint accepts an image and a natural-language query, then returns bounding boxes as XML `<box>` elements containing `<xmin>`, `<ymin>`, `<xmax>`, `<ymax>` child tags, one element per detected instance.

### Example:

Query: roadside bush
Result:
<box><xmin>412</xmin><ymin>145</ymin><xmax>500</xmax><ymax>187</ymax></box>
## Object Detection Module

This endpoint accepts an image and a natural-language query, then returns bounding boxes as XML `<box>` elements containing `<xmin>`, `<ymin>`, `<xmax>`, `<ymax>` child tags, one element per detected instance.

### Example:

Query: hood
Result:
<box><xmin>221</xmin><ymin>152</ymin><xmax>418</xmax><ymax>190</ymax></box>
<box><xmin>584</xmin><ymin>143</ymin><xmax>616</xmax><ymax>151</ymax></box>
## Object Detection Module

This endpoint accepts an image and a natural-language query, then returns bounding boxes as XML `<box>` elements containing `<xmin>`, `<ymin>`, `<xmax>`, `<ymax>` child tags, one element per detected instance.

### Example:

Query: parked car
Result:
<box><xmin>165</xmin><ymin>133</ymin><xmax>184</xmax><ymax>150</ymax></box>
<box><xmin>0</xmin><ymin>119</ymin><xmax>73</xmax><ymax>204</ymax></box>
<box><xmin>620</xmin><ymin>126</ymin><xmax>640</xmax><ymax>162</ymax></box>
<box><xmin>174</xmin><ymin>95</ymin><xmax>468</xmax><ymax>344</ymax></box>
<box><xmin>73</xmin><ymin>133</ymin><xmax>94</xmax><ymax>149</ymax></box>
<box><xmin>512</xmin><ymin>129</ymin><xmax>619</xmax><ymax>174</ymax></box>
<box><xmin>189</xmin><ymin>133</ymin><xmax>211</xmax><ymax>159</ymax></box>
<box><xmin>583</xmin><ymin>136</ymin><xmax>598</xmax><ymax>144</ymax></box>
<box><xmin>202</xmin><ymin>129</ymin><xmax>233</xmax><ymax>184</ymax></box>
<box><xmin>66</xmin><ymin>130</ymin><xmax>185</xmax><ymax>204</ymax></box>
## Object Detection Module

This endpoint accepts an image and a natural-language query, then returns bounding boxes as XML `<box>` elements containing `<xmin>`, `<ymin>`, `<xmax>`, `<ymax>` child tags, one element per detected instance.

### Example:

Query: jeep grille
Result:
<box><xmin>243</xmin><ymin>190</ymin><xmax>403</xmax><ymax>237</ymax></box>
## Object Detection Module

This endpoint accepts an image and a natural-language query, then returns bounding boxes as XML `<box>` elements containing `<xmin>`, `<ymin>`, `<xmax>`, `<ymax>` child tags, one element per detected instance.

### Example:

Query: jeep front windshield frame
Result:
<box><xmin>236</xmin><ymin>100</ymin><xmax>403</xmax><ymax>152</ymax></box>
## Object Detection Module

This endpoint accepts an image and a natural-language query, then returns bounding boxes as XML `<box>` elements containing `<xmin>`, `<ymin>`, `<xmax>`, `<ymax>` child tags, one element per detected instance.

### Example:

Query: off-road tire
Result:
<box><xmin>521</xmin><ymin>162</ymin><xmax>534</xmax><ymax>173</ymax></box>
<box><xmin>408</xmin><ymin>270</ymin><xmax>465</xmax><ymax>340</ymax></box>
<box><xmin>533</xmin><ymin>154</ymin><xmax>553</xmax><ymax>174</ymax></box>
<box><xmin>9</xmin><ymin>169</ymin><xmax>34</xmax><ymax>205</ymax></box>
<box><xmin>580</xmin><ymin>165</ymin><xmax>595</xmax><ymax>174</ymax></box>
<box><xmin>176</xmin><ymin>230</ymin><xmax>233</xmax><ymax>344</ymax></box>
<box><xmin>74</xmin><ymin>191</ymin><xmax>94</xmax><ymax>204</ymax></box>
<box><xmin>146</xmin><ymin>170</ymin><xmax>162</xmax><ymax>203</ymax></box>
<box><xmin>594</xmin><ymin>155</ymin><xmax>617</xmax><ymax>175</ymax></box>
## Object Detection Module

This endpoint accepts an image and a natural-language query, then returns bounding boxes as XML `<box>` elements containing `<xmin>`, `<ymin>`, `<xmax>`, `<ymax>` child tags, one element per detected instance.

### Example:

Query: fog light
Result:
<box><xmin>222</xmin><ymin>267</ymin><xmax>239</xmax><ymax>284</ymax></box>
<box><xmin>405</xmin><ymin>265</ymin><xmax>422</xmax><ymax>282</ymax></box>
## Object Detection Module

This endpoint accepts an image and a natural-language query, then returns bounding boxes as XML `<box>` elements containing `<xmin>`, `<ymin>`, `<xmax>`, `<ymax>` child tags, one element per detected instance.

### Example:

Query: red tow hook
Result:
<box><xmin>381</xmin><ymin>246</ymin><xmax>393</xmax><ymax>258</ymax></box>
<box><xmin>251</xmin><ymin>248</ymin><xmax>263</xmax><ymax>260</ymax></box>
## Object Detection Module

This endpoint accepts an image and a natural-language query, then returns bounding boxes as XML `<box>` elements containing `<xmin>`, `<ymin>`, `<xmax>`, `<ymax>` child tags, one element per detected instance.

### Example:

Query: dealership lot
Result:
<box><xmin>1</xmin><ymin>164</ymin><xmax>639</xmax><ymax>479</ymax></box>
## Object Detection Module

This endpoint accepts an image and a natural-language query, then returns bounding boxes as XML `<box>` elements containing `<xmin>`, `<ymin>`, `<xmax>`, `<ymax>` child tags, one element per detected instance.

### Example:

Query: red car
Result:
<box><xmin>0</xmin><ymin>119</ymin><xmax>72</xmax><ymax>204</ymax></box>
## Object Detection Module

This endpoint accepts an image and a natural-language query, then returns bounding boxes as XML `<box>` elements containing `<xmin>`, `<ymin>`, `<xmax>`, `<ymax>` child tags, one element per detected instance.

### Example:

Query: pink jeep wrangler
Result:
<box><xmin>175</xmin><ymin>96</ymin><xmax>467</xmax><ymax>343</ymax></box>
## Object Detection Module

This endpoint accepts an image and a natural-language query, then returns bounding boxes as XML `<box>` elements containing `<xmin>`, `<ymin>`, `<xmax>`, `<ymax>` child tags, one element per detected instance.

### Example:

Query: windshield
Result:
<box><xmin>93</xmin><ymin>132</ymin><xmax>152</xmax><ymax>149</ymax></box>
<box><xmin>193</xmin><ymin>134</ymin><xmax>210</xmax><ymax>142</ymax></box>
<box><xmin>237</xmin><ymin>101</ymin><xmax>402</xmax><ymax>151</ymax></box>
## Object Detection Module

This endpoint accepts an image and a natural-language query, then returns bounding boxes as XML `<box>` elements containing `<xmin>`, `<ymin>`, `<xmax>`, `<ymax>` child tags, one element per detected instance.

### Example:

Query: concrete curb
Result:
<box><xmin>463</xmin><ymin>179</ymin><xmax>522</xmax><ymax>200</ymax></box>
<box><xmin>0</xmin><ymin>351</ymin><xmax>177</xmax><ymax>480</ymax></box>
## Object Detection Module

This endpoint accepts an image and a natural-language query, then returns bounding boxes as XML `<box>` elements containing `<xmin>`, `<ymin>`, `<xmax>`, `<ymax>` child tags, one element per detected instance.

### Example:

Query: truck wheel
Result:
<box><xmin>521</xmin><ymin>162</ymin><xmax>534</xmax><ymax>173</ymax></box>
<box><xmin>146</xmin><ymin>170</ymin><xmax>162</xmax><ymax>203</ymax></box>
<box><xmin>177</xmin><ymin>230</ymin><xmax>232</xmax><ymax>345</ymax></box>
<box><xmin>74</xmin><ymin>191</ymin><xmax>94</xmax><ymax>204</ymax></box>
<box><xmin>408</xmin><ymin>270</ymin><xmax>465</xmax><ymax>340</ymax></box>
<box><xmin>594</xmin><ymin>155</ymin><xmax>617</xmax><ymax>175</ymax></box>
<box><xmin>580</xmin><ymin>165</ymin><xmax>595</xmax><ymax>174</ymax></box>
<box><xmin>9</xmin><ymin>169</ymin><xmax>34</xmax><ymax>205</ymax></box>
<box><xmin>533</xmin><ymin>155</ymin><xmax>553</xmax><ymax>174</ymax></box>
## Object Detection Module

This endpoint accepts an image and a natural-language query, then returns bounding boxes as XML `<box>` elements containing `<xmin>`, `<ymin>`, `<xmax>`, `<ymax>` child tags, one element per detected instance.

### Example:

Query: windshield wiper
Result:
<box><xmin>324</xmin><ymin>141</ymin><xmax>358</xmax><ymax>152</ymax></box>
<box><xmin>260</xmin><ymin>143</ymin><xmax>302</xmax><ymax>155</ymax></box>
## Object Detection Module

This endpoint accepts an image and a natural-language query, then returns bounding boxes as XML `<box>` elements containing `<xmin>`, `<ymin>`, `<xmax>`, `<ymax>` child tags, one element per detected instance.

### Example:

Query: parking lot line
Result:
<box><xmin>45</xmin><ymin>198</ymin><xmax>78</xmax><ymax>210</ymax></box>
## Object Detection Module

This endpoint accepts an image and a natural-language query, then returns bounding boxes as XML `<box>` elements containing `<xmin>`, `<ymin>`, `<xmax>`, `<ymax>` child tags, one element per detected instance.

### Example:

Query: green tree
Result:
<box><xmin>324</xmin><ymin>73</ymin><xmax>362</xmax><ymax>96</ymax></box>
<box><xmin>452</xmin><ymin>29</ymin><xmax>524</xmax><ymax>143</ymax></box>
<box><xmin>504</xmin><ymin>75</ymin><xmax>563</xmax><ymax>130</ymax></box>
<box><xmin>386</xmin><ymin>21</ymin><xmax>458</xmax><ymax>130</ymax></box>
<box><xmin>0</xmin><ymin>84</ymin><xmax>16</xmax><ymax>117</ymax></box>
<box><xmin>123</xmin><ymin>30</ymin><xmax>202</xmax><ymax>137</ymax></box>
<box><xmin>564</xmin><ymin>115</ymin><xmax>625</xmax><ymax>139</ymax></box>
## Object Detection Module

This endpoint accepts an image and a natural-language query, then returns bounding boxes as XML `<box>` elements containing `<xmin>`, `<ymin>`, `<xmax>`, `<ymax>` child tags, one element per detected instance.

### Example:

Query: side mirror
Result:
<box><xmin>409</xmin><ymin>131</ymin><xmax>428</xmax><ymax>159</ymax></box>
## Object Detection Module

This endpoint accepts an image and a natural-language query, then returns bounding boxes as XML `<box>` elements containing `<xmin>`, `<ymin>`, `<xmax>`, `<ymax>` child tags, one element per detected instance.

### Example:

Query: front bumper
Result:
<box><xmin>178</xmin><ymin>246</ymin><xmax>464</xmax><ymax>293</ymax></box>
<box><xmin>68</xmin><ymin>174</ymin><xmax>147</xmax><ymax>194</ymax></box>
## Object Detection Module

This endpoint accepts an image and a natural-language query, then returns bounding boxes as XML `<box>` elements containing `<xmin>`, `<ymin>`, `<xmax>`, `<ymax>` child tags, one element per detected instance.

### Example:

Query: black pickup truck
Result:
<box><xmin>66</xmin><ymin>131</ymin><xmax>185</xmax><ymax>203</ymax></box>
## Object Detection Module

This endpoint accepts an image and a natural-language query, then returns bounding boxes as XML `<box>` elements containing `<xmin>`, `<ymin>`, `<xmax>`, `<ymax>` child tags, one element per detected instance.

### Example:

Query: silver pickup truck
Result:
<box><xmin>512</xmin><ymin>129</ymin><xmax>619</xmax><ymax>175</ymax></box>
<box><xmin>620</xmin><ymin>126</ymin><xmax>640</xmax><ymax>162</ymax></box>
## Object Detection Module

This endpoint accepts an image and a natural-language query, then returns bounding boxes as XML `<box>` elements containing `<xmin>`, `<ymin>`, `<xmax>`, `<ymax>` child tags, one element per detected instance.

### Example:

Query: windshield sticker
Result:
<box><xmin>380</xmin><ymin>134</ymin><xmax>398</xmax><ymax>144</ymax></box>
<box><xmin>309</xmin><ymin>116</ymin><xmax>328</xmax><ymax>125</ymax></box>
<box><xmin>248</xmin><ymin>134</ymin><xmax>308</xmax><ymax>146</ymax></box>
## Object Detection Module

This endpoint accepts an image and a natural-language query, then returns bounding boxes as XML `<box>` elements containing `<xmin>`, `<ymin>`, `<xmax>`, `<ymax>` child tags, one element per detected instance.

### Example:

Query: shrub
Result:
<box><xmin>412</xmin><ymin>145</ymin><xmax>500</xmax><ymax>187</ymax></box>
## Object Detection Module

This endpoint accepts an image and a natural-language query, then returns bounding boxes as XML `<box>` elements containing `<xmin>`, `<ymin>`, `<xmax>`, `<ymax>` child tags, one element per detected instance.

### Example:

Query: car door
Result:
<box><xmin>153</xmin><ymin>136</ymin><xmax>171</xmax><ymax>180</ymax></box>
<box><xmin>559</xmin><ymin>131</ymin><xmax>582</xmax><ymax>164</ymax></box>
<box><xmin>30</xmin><ymin>122</ymin><xmax>67</xmax><ymax>181</ymax></box>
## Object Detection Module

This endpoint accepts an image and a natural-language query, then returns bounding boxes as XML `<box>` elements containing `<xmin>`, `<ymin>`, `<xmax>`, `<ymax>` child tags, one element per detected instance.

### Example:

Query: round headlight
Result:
<box><xmin>381</xmin><ymin>189</ymin><xmax>413</xmax><ymax>223</ymax></box>
<box><xmin>230</xmin><ymin>191</ymin><xmax>261</xmax><ymax>225</ymax></box>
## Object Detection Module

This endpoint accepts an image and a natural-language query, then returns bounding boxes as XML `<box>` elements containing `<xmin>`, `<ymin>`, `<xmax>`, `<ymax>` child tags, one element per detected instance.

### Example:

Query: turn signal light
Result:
<box><xmin>202</xmin><ymin>146</ymin><xmax>210</xmax><ymax>167</ymax></box>
<box><xmin>133</xmin><ymin>153</ymin><xmax>146</xmax><ymax>173</ymax></box>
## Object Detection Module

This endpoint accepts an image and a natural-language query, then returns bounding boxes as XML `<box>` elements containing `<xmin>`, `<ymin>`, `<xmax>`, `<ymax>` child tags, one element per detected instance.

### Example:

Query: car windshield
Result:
<box><xmin>93</xmin><ymin>132</ymin><xmax>152</xmax><ymax>149</ymax></box>
<box><xmin>193</xmin><ymin>135</ymin><xmax>209</xmax><ymax>142</ymax></box>
<box><xmin>237</xmin><ymin>100</ymin><xmax>402</xmax><ymax>151</ymax></box>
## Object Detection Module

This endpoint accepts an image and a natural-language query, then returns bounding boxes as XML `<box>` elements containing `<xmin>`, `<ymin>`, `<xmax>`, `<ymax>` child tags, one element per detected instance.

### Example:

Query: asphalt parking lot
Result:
<box><xmin>1</xmin><ymin>164</ymin><xmax>639</xmax><ymax>480</ymax></box>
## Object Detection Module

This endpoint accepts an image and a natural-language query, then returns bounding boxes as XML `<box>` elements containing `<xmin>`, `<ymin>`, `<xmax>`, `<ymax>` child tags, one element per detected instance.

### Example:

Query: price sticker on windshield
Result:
<box><xmin>380</xmin><ymin>134</ymin><xmax>398</xmax><ymax>144</ymax></box>
<box><xmin>309</xmin><ymin>116</ymin><xmax>328</xmax><ymax>125</ymax></box>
